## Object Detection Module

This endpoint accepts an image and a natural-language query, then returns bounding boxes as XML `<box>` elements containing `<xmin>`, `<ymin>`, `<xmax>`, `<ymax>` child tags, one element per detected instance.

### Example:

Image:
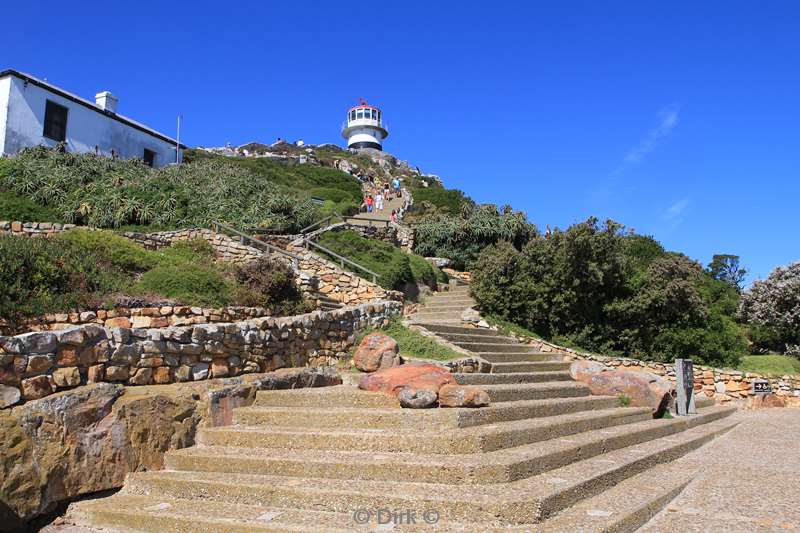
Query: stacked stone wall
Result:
<box><xmin>0</xmin><ymin>220</ymin><xmax>78</xmax><ymax>236</ymax></box>
<box><xmin>0</xmin><ymin>300</ymin><xmax>402</xmax><ymax>407</ymax></box>
<box><xmin>0</xmin><ymin>305</ymin><xmax>282</xmax><ymax>336</ymax></box>
<box><xmin>121</xmin><ymin>228</ymin><xmax>265</xmax><ymax>264</ymax></box>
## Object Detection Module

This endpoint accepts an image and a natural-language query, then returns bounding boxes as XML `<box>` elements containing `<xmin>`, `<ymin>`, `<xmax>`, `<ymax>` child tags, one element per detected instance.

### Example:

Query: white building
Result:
<box><xmin>341</xmin><ymin>99</ymin><xmax>388</xmax><ymax>150</ymax></box>
<box><xmin>0</xmin><ymin>69</ymin><xmax>184</xmax><ymax>167</ymax></box>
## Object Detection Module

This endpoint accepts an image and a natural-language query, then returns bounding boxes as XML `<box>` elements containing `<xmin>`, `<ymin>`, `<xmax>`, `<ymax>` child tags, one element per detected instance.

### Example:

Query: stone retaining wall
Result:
<box><xmin>0</xmin><ymin>301</ymin><xmax>402</xmax><ymax>408</ymax></box>
<box><xmin>0</xmin><ymin>220</ymin><xmax>77</xmax><ymax>236</ymax></box>
<box><xmin>121</xmin><ymin>228</ymin><xmax>265</xmax><ymax>264</ymax></box>
<box><xmin>0</xmin><ymin>305</ymin><xmax>281</xmax><ymax>336</ymax></box>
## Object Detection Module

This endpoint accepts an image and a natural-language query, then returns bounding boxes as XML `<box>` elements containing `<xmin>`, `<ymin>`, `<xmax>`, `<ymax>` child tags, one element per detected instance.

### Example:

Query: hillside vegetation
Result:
<box><xmin>315</xmin><ymin>229</ymin><xmax>445</xmax><ymax>293</ymax></box>
<box><xmin>471</xmin><ymin>218</ymin><xmax>747</xmax><ymax>367</ymax></box>
<box><xmin>0</xmin><ymin>230</ymin><xmax>306</xmax><ymax>328</ymax></box>
<box><xmin>0</xmin><ymin>147</ymin><xmax>363</xmax><ymax>231</ymax></box>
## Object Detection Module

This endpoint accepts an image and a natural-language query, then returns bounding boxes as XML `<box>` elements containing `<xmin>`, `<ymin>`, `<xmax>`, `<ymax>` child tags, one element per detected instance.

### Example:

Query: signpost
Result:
<box><xmin>675</xmin><ymin>359</ymin><xmax>697</xmax><ymax>416</ymax></box>
<box><xmin>752</xmin><ymin>379</ymin><xmax>771</xmax><ymax>395</ymax></box>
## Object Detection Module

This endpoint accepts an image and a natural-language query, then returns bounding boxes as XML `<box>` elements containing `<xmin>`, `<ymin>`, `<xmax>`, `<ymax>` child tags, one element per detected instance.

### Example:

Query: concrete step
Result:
<box><xmin>455</xmin><ymin>342</ymin><xmax>542</xmax><ymax>353</ymax></box>
<box><xmin>418</xmin><ymin>305</ymin><xmax>471</xmax><ymax>313</ymax></box>
<box><xmin>491</xmin><ymin>361</ymin><xmax>569</xmax><ymax>373</ymax></box>
<box><xmin>415</xmin><ymin>323</ymin><xmax>500</xmax><ymax>336</ymax></box>
<box><xmin>252</xmin><ymin>385</ymin><xmax>400</xmax><ymax>408</ymax></box>
<box><xmin>68</xmin><ymin>494</ymin><xmax>357</xmax><ymax>533</ymax></box>
<box><xmin>167</xmin><ymin>408</ymin><xmax>733</xmax><ymax>486</ymax></box>
<box><xmin>124</xmin><ymin>408</ymin><xmax>736</xmax><ymax>526</ymax></box>
<box><xmin>424</xmin><ymin>296</ymin><xmax>475</xmax><ymax>304</ymax></box>
<box><xmin>536</xmin><ymin>460</ymin><xmax>694</xmax><ymax>532</ymax></box>
<box><xmin>411</xmin><ymin>313</ymin><xmax>464</xmax><ymax>322</ymax></box>
<box><xmin>436</xmin><ymin>332</ymin><xmax>518</xmax><ymax>344</ymax></box>
<box><xmin>476</xmin><ymin>352</ymin><xmax>558</xmax><ymax>363</ymax></box>
<box><xmin>199</xmin><ymin>406</ymin><xmax>651</xmax><ymax>454</ymax></box>
<box><xmin>482</xmin><ymin>381</ymin><xmax>590</xmax><ymax>402</ymax></box>
<box><xmin>454</xmin><ymin>371</ymin><xmax>572</xmax><ymax>385</ymax></box>
<box><xmin>234</xmin><ymin>395</ymin><xmax>620</xmax><ymax>431</ymax></box>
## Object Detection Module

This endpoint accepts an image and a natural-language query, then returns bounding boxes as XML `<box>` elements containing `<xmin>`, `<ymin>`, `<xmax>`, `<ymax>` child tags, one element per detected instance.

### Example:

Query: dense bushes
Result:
<box><xmin>471</xmin><ymin>218</ymin><xmax>746</xmax><ymax>367</ymax></box>
<box><xmin>232</xmin><ymin>257</ymin><xmax>307</xmax><ymax>313</ymax></box>
<box><xmin>0</xmin><ymin>230</ymin><xmax>307</xmax><ymax>325</ymax></box>
<box><xmin>316</xmin><ymin>229</ymin><xmax>443</xmax><ymax>293</ymax></box>
<box><xmin>739</xmin><ymin>262</ymin><xmax>800</xmax><ymax>355</ymax></box>
<box><xmin>413</xmin><ymin>204</ymin><xmax>537</xmax><ymax>270</ymax></box>
<box><xmin>0</xmin><ymin>190</ymin><xmax>63</xmax><ymax>222</ymax></box>
<box><xmin>0</xmin><ymin>147</ymin><xmax>366</xmax><ymax>232</ymax></box>
<box><xmin>409</xmin><ymin>186</ymin><xmax>473</xmax><ymax>215</ymax></box>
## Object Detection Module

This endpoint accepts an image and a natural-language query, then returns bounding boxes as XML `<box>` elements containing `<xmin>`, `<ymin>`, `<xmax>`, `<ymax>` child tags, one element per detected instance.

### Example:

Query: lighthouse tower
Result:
<box><xmin>341</xmin><ymin>98</ymin><xmax>388</xmax><ymax>150</ymax></box>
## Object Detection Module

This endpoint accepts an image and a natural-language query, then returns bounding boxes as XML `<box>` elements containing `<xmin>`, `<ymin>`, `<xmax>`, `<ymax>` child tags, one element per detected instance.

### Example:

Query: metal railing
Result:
<box><xmin>211</xmin><ymin>221</ymin><xmax>302</xmax><ymax>265</ymax></box>
<box><xmin>303</xmin><ymin>237</ymin><xmax>380</xmax><ymax>284</ymax></box>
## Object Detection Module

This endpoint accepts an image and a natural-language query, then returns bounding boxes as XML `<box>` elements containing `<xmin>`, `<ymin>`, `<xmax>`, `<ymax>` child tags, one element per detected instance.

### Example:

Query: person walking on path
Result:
<box><xmin>390</xmin><ymin>209</ymin><xmax>398</xmax><ymax>224</ymax></box>
<box><xmin>392</xmin><ymin>177</ymin><xmax>401</xmax><ymax>199</ymax></box>
<box><xmin>366</xmin><ymin>194</ymin><xmax>374</xmax><ymax>213</ymax></box>
<box><xmin>375</xmin><ymin>191</ymin><xmax>384</xmax><ymax>211</ymax></box>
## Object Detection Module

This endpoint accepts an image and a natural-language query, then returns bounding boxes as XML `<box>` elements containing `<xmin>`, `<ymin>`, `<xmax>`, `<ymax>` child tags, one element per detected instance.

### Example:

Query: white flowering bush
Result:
<box><xmin>739</xmin><ymin>262</ymin><xmax>800</xmax><ymax>355</ymax></box>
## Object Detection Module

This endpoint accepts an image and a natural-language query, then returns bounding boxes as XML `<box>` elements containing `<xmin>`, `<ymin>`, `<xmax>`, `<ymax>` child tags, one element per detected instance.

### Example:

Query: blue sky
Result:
<box><xmin>5</xmin><ymin>1</ymin><xmax>798</xmax><ymax>283</ymax></box>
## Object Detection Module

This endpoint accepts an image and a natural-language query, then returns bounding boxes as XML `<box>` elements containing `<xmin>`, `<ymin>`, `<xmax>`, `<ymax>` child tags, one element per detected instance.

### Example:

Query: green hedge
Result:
<box><xmin>0</xmin><ymin>190</ymin><xmax>63</xmax><ymax>222</ymax></box>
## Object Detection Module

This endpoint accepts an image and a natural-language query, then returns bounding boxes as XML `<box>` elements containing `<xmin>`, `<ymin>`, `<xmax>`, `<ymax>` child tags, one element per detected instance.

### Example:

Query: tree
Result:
<box><xmin>739</xmin><ymin>262</ymin><xmax>800</xmax><ymax>355</ymax></box>
<box><xmin>708</xmin><ymin>254</ymin><xmax>747</xmax><ymax>292</ymax></box>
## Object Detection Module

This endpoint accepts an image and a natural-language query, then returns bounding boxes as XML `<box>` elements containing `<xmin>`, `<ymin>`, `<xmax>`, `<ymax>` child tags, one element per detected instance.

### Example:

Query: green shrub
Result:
<box><xmin>354</xmin><ymin>320</ymin><xmax>462</xmax><ymax>361</ymax></box>
<box><xmin>134</xmin><ymin>264</ymin><xmax>232</xmax><ymax>307</ymax></box>
<box><xmin>0</xmin><ymin>234</ymin><xmax>119</xmax><ymax>325</ymax></box>
<box><xmin>410</xmin><ymin>187</ymin><xmax>473</xmax><ymax>215</ymax></box>
<box><xmin>158</xmin><ymin>238</ymin><xmax>216</xmax><ymax>265</ymax></box>
<box><xmin>0</xmin><ymin>190</ymin><xmax>63</xmax><ymax>222</ymax></box>
<box><xmin>232</xmin><ymin>257</ymin><xmax>307</xmax><ymax>313</ymax></box>
<box><xmin>54</xmin><ymin>229</ymin><xmax>158</xmax><ymax>273</ymax></box>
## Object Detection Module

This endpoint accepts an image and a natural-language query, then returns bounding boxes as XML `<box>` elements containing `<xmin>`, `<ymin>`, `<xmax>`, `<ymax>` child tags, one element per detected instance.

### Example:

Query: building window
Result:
<box><xmin>143</xmin><ymin>149</ymin><xmax>156</xmax><ymax>167</ymax></box>
<box><xmin>356</xmin><ymin>110</ymin><xmax>363</xmax><ymax>119</ymax></box>
<box><xmin>43</xmin><ymin>100</ymin><xmax>68</xmax><ymax>142</ymax></box>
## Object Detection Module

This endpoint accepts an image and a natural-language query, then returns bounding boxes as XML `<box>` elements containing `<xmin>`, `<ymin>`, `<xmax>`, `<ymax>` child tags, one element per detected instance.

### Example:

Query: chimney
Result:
<box><xmin>95</xmin><ymin>91</ymin><xmax>118</xmax><ymax>113</ymax></box>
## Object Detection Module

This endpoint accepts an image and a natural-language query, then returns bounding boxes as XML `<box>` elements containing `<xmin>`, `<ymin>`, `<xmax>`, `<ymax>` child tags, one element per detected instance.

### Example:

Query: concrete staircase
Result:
<box><xmin>409</xmin><ymin>283</ymin><xmax>475</xmax><ymax>324</ymax></box>
<box><xmin>67</xmin><ymin>386</ymin><xmax>736</xmax><ymax>531</ymax></box>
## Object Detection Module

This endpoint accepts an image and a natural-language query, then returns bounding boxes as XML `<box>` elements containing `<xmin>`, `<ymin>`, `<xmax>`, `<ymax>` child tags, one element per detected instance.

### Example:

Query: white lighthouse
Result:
<box><xmin>341</xmin><ymin>98</ymin><xmax>388</xmax><ymax>150</ymax></box>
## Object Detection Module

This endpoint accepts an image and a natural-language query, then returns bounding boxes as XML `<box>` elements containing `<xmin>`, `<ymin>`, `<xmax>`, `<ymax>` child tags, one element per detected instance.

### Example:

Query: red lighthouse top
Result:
<box><xmin>348</xmin><ymin>97</ymin><xmax>381</xmax><ymax>112</ymax></box>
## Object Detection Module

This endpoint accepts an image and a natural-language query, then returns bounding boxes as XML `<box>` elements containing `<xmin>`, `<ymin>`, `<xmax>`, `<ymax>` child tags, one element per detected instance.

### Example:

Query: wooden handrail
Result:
<box><xmin>211</xmin><ymin>221</ymin><xmax>302</xmax><ymax>262</ymax></box>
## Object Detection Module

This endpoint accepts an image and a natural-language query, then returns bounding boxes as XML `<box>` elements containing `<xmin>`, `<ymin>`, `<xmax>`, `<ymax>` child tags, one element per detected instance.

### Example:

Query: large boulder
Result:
<box><xmin>0</xmin><ymin>367</ymin><xmax>342</xmax><ymax>527</ymax></box>
<box><xmin>746</xmin><ymin>394</ymin><xmax>787</xmax><ymax>410</ymax></box>
<box><xmin>358</xmin><ymin>362</ymin><xmax>454</xmax><ymax>399</ymax></box>
<box><xmin>398</xmin><ymin>387</ymin><xmax>439</xmax><ymax>408</ymax></box>
<box><xmin>353</xmin><ymin>333</ymin><xmax>399</xmax><ymax>372</ymax></box>
<box><xmin>570</xmin><ymin>362</ymin><xmax>675</xmax><ymax>417</ymax></box>
<box><xmin>438</xmin><ymin>384</ymin><xmax>490</xmax><ymax>408</ymax></box>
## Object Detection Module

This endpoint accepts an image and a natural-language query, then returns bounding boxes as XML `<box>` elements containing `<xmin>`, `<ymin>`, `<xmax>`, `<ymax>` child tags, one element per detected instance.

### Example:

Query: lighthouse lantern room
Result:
<box><xmin>341</xmin><ymin>98</ymin><xmax>388</xmax><ymax>150</ymax></box>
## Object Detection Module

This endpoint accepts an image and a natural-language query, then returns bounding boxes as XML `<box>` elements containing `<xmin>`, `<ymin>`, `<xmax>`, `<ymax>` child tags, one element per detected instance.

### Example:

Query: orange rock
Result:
<box><xmin>152</xmin><ymin>367</ymin><xmax>171</xmax><ymax>384</ymax></box>
<box><xmin>746</xmin><ymin>394</ymin><xmax>787</xmax><ymax>409</ymax></box>
<box><xmin>56</xmin><ymin>346</ymin><xmax>79</xmax><ymax>366</ymax></box>
<box><xmin>438</xmin><ymin>384</ymin><xmax>490</xmax><ymax>408</ymax></box>
<box><xmin>87</xmin><ymin>364</ymin><xmax>104</xmax><ymax>383</ymax></box>
<box><xmin>583</xmin><ymin>369</ymin><xmax>675</xmax><ymax>417</ymax></box>
<box><xmin>105</xmin><ymin>317</ymin><xmax>131</xmax><ymax>329</ymax></box>
<box><xmin>353</xmin><ymin>332</ymin><xmax>399</xmax><ymax>373</ymax></box>
<box><xmin>358</xmin><ymin>363</ymin><xmax>454</xmax><ymax>397</ymax></box>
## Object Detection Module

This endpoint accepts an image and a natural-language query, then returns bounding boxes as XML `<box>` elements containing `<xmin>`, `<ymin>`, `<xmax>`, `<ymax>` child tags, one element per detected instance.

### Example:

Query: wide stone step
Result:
<box><xmin>454</xmin><ymin>371</ymin><xmax>572</xmax><ymax>385</ymax></box>
<box><xmin>252</xmin><ymin>385</ymin><xmax>399</xmax><ymax>408</ymax></box>
<box><xmin>456</xmin><ymin>342</ymin><xmax>542</xmax><ymax>354</ymax></box>
<box><xmin>536</xmin><ymin>460</ymin><xmax>694</xmax><ymax>532</ymax></box>
<box><xmin>411</xmin><ymin>312</ymin><xmax>464</xmax><ymax>321</ymax></box>
<box><xmin>234</xmin><ymin>395</ymin><xmax>620</xmax><ymax>430</ymax></box>
<box><xmin>419</xmin><ymin>305</ymin><xmax>471</xmax><ymax>313</ymax></box>
<box><xmin>199</xmin><ymin>406</ymin><xmax>650</xmax><ymax>455</ymax></box>
<box><xmin>124</xmin><ymin>408</ymin><xmax>736</xmax><ymax>526</ymax></box>
<box><xmin>491</xmin><ymin>361</ymin><xmax>569</xmax><ymax>373</ymax></box>
<box><xmin>424</xmin><ymin>296</ymin><xmax>475</xmax><ymax>305</ymax></box>
<box><xmin>477</xmin><ymin>352</ymin><xmax>559</xmax><ymax>363</ymax></box>
<box><xmin>415</xmin><ymin>323</ymin><xmax>499</xmax><ymax>336</ymax></box>
<box><xmin>436</xmin><ymin>332</ymin><xmax>518</xmax><ymax>344</ymax></box>
<box><xmin>68</xmin><ymin>494</ymin><xmax>358</xmax><ymax>533</ymax></box>
<box><xmin>166</xmin><ymin>408</ymin><xmax>732</xmax><ymax>486</ymax></box>
<box><xmin>482</xmin><ymin>381</ymin><xmax>589</xmax><ymax>402</ymax></box>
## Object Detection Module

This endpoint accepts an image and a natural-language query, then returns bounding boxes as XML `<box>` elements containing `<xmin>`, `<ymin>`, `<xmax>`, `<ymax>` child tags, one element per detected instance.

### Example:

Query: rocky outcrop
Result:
<box><xmin>0</xmin><ymin>367</ymin><xmax>340</xmax><ymax>527</ymax></box>
<box><xmin>353</xmin><ymin>332</ymin><xmax>399</xmax><ymax>372</ymax></box>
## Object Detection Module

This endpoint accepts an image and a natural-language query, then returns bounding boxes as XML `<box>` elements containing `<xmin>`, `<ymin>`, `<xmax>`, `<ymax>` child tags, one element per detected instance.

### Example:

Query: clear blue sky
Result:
<box><xmin>6</xmin><ymin>1</ymin><xmax>799</xmax><ymax>282</ymax></box>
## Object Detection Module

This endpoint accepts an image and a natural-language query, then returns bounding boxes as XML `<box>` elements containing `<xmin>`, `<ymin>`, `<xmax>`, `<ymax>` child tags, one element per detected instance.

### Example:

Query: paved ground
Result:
<box><xmin>641</xmin><ymin>408</ymin><xmax>800</xmax><ymax>532</ymax></box>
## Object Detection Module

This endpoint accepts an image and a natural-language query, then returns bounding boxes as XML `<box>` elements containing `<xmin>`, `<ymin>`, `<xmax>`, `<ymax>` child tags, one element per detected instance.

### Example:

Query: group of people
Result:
<box><xmin>362</xmin><ymin>177</ymin><xmax>403</xmax><ymax>221</ymax></box>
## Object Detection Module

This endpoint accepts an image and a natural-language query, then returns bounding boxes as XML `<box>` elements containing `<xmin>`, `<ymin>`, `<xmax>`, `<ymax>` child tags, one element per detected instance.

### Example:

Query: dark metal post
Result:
<box><xmin>675</xmin><ymin>359</ymin><xmax>697</xmax><ymax>415</ymax></box>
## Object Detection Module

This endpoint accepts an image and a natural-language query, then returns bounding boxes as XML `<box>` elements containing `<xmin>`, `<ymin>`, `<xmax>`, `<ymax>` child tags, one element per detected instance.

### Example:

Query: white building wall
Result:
<box><xmin>0</xmin><ymin>77</ymin><xmax>10</xmax><ymax>156</ymax></box>
<box><xmin>347</xmin><ymin>126</ymin><xmax>385</xmax><ymax>146</ymax></box>
<box><xmin>2</xmin><ymin>76</ymin><xmax>180</xmax><ymax>167</ymax></box>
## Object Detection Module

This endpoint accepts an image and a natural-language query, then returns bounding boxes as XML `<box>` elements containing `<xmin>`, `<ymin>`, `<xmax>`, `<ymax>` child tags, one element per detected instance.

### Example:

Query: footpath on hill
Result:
<box><xmin>641</xmin><ymin>408</ymin><xmax>800</xmax><ymax>532</ymax></box>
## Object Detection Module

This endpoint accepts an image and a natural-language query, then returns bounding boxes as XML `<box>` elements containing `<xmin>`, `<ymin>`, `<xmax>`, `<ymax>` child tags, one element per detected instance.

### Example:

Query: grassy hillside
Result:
<box><xmin>0</xmin><ymin>147</ymin><xmax>363</xmax><ymax>231</ymax></box>
<box><xmin>315</xmin><ymin>229</ymin><xmax>445</xmax><ymax>292</ymax></box>
<box><xmin>737</xmin><ymin>355</ymin><xmax>800</xmax><ymax>376</ymax></box>
<box><xmin>0</xmin><ymin>229</ymin><xmax>306</xmax><ymax>327</ymax></box>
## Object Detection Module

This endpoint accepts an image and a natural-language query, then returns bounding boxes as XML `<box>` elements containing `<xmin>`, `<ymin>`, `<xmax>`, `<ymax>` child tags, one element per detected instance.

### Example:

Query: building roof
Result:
<box><xmin>0</xmin><ymin>69</ymin><xmax>187</xmax><ymax>148</ymax></box>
